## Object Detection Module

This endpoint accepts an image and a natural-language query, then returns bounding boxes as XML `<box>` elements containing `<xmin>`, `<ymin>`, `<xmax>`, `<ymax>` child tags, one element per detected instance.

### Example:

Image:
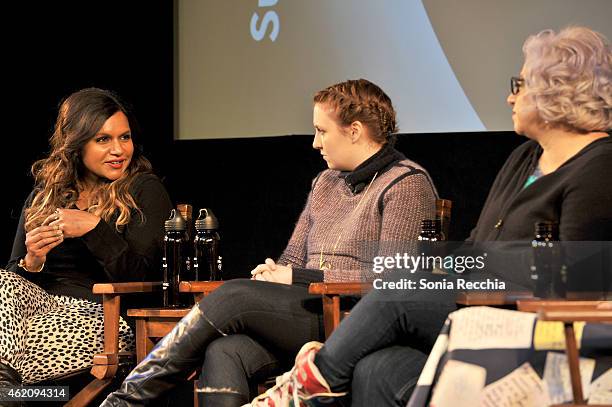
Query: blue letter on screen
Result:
<box><xmin>250</xmin><ymin>11</ymin><xmax>279</xmax><ymax>42</ymax></box>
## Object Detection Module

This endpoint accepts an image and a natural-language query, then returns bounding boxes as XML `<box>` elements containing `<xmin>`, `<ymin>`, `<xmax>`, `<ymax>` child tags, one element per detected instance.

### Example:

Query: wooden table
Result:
<box><xmin>126</xmin><ymin>280</ymin><xmax>225</xmax><ymax>362</ymax></box>
<box><xmin>126</xmin><ymin>307</ymin><xmax>191</xmax><ymax>362</ymax></box>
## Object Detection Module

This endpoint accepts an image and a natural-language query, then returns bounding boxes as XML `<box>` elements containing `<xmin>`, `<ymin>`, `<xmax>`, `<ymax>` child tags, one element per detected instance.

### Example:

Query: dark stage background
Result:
<box><xmin>2</xmin><ymin>1</ymin><xmax>525</xmax><ymax>280</ymax></box>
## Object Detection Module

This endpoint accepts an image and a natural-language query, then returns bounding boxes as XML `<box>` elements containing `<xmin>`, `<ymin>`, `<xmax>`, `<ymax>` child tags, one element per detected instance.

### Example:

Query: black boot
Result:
<box><xmin>101</xmin><ymin>305</ymin><xmax>222</xmax><ymax>406</ymax></box>
<box><xmin>0</xmin><ymin>361</ymin><xmax>25</xmax><ymax>407</ymax></box>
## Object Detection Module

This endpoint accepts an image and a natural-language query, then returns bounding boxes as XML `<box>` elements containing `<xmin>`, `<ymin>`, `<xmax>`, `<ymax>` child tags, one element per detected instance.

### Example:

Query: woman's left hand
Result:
<box><xmin>251</xmin><ymin>258</ymin><xmax>292</xmax><ymax>284</ymax></box>
<box><xmin>48</xmin><ymin>208</ymin><xmax>101</xmax><ymax>238</ymax></box>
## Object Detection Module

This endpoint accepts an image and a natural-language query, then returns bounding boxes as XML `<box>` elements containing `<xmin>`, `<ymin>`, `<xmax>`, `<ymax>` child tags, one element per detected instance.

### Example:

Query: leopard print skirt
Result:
<box><xmin>0</xmin><ymin>270</ymin><xmax>134</xmax><ymax>384</ymax></box>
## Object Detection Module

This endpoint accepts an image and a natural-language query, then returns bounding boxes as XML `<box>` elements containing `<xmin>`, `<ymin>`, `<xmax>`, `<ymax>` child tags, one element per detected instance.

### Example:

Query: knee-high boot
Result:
<box><xmin>101</xmin><ymin>305</ymin><xmax>222</xmax><ymax>406</ymax></box>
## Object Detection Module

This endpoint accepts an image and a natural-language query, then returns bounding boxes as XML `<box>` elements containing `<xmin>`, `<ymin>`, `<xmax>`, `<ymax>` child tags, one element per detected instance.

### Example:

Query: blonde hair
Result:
<box><xmin>25</xmin><ymin>88</ymin><xmax>152</xmax><ymax>232</ymax></box>
<box><xmin>314</xmin><ymin>79</ymin><xmax>398</xmax><ymax>144</ymax></box>
<box><xmin>522</xmin><ymin>26</ymin><xmax>612</xmax><ymax>132</ymax></box>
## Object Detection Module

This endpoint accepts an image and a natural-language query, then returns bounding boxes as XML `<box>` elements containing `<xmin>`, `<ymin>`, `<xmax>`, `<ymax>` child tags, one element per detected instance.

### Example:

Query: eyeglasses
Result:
<box><xmin>510</xmin><ymin>76</ymin><xmax>525</xmax><ymax>95</ymax></box>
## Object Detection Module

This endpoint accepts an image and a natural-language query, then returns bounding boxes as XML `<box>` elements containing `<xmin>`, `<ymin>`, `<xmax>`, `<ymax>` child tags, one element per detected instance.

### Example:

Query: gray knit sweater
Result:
<box><xmin>277</xmin><ymin>147</ymin><xmax>437</xmax><ymax>283</ymax></box>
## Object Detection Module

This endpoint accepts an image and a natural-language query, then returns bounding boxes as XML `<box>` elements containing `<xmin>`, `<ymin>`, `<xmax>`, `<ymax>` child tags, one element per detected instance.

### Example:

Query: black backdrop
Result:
<box><xmin>2</xmin><ymin>1</ymin><xmax>525</xmax><ymax>280</ymax></box>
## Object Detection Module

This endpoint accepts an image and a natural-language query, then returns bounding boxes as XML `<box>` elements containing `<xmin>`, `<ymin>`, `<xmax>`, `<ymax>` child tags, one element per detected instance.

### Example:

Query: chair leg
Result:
<box><xmin>564</xmin><ymin>322</ymin><xmax>584</xmax><ymax>404</ymax></box>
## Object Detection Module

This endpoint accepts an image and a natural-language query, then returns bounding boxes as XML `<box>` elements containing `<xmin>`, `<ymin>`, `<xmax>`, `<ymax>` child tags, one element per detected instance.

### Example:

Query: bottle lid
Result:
<box><xmin>165</xmin><ymin>208</ymin><xmax>187</xmax><ymax>231</ymax></box>
<box><xmin>195</xmin><ymin>208</ymin><xmax>219</xmax><ymax>230</ymax></box>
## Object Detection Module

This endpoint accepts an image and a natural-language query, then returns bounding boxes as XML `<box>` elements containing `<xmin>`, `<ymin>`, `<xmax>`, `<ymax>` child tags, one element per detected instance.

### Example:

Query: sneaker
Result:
<box><xmin>246</xmin><ymin>341</ymin><xmax>346</xmax><ymax>407</ymax></box>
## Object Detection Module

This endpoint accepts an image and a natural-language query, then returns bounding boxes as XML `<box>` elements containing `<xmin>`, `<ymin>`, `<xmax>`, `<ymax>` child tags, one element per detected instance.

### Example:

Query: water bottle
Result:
<box><xmin>418</xmin><ymin>219</ymin><xmax>444</xmax><ymax>272</ymax></box>
<box><xmin>193</xmin><ymin>208</ymin><xmax>222</xmax><ymax>281</ymax></box>
<box><xmin>418</xmin><ymin>219</ymin><xmax>444</xmax><ymax>242</ymax></box>
<box><xmin>162</xmin><ymin>209</ymin><xmax>189</xmax><ymax>307</ymax></box>
<box><xmin>531</xmin><ymin>221</ymin><xmax>567</xmax><ymax>298</ymax></box>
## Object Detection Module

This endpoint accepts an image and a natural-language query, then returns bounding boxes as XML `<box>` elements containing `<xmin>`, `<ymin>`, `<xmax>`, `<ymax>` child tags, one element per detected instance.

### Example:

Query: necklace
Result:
<box><xmin>319</xmin><ymin>171</ymin><xmax>379</xmax><ymax>271</ymax></box>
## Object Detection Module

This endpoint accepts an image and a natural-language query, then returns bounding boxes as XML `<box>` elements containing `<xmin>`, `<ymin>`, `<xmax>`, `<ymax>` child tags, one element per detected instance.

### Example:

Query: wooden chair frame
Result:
<box><xmin>66</xmin><ymin>280</ymin><xmax>225</xmax><ymax>406</ymax></box>
<box><xmin>66</xmin><ymin>282</ymin><xmax>163</xmax><ymax>406</ymax></box>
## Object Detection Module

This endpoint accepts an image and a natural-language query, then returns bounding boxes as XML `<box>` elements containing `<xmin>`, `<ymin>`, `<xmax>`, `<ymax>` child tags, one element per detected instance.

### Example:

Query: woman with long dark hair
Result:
<box><xmin>1</xmin><ymin>88</ymin><xmax>172</xmax><ymax>386</ymax></box>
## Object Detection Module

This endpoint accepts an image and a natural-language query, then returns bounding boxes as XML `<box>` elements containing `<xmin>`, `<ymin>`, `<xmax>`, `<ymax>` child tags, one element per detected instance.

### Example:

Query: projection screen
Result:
<box><xmin>175</xmin><ymin>0</ymin><xmax>612</xmax><ymax>139</ymax></box>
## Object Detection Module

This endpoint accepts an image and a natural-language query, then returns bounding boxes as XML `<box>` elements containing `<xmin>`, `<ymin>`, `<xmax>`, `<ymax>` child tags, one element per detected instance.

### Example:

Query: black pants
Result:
<box><xmin>195</xmin><ymin>279</ymin><xmax>324</xmax><ymax>406</ymax></box>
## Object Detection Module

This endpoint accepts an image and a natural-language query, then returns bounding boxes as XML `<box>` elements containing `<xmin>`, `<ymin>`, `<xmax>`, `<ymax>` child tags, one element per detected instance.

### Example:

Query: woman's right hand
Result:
<box><xmin>23</xmin><ymin>213</ymin><xmax>64</xmax><ymax>271</ymax></box>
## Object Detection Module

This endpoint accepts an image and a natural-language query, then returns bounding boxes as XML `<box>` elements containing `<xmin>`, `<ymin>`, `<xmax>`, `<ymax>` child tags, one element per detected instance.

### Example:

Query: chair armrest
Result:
<box><xmin>91</xmin><ymin>292</ymin><xmax>122</xmax><ymax>380</ymax></box>
<box><xmin>92</xmin><ymin>281</ymin><xmax>163</xmax><ymax>294</ymax></box>
<box><xmin>179</xmin><ymin>281</ymin><xmax>225</xmax><ymax>302</ymax></box>
<box><xmin>179</xmin><ymin>280</ymin><xmax>225</xmax><ymax>294</ymax></box>
<box><xmin>517</xmin><ymin>300</ymin><xmax>612</xmax><ymax>315</ymax></box>
<box><xmin>455</xmin><ymin>291</ymin><xmax>534</xmax><ymax>306</ymax></box>
<box><xmin>515</xmin><ymin>300</ymin><xmax>612</xmax><ymax>322</ymax></box>
<box><xmin>90</xmin><ymin>281</ymin><xmax>163</xmax><ymax>380</ymax></box>
<box><xmin>308</xmin><ymin>282</ymin><xmax>371</xmax><ymax>295</ymax></box>
<box><xmin>538</xmin><ymin>309</ymin><xmax>612</xmax><ymax>323</ymax></box>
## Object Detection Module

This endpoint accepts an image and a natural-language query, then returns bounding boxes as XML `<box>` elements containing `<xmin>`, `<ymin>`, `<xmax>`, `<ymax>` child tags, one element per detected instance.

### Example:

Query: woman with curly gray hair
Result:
<box><xmin>471</xmin><ymin>25</ymin><xmax>612</xmax><ymax>243</ymax></box>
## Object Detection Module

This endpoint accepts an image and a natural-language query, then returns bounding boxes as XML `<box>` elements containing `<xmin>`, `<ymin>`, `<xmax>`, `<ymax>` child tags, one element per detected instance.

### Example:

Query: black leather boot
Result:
<box><xmin>101</xmin><ymin>305</ymin><xmax>222</xmax><ymax>406</ymax></box>
<box><xmin>0</xmin><ymin>361</ymin><xmax>25</xmax><ymax>407</ymax></box>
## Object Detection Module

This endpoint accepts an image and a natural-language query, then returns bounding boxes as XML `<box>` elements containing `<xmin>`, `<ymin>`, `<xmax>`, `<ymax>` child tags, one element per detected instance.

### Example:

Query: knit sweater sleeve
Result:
<box><xmin>277</xmin><ymin>175</ymin><xmax>328</xmax><ymax>286</ymax></box>
<box><xmin>275</xmin><ymin>194</ymin><xmax>311</xmax><ymax>269</ymax></box>
<box><xmin>377</xmin><ymin>172</ymin><xmax>437</xmax><ymax>247</ymax></box>
<box><xmin>276</xmin><ymin>175</ymin><xmax>320</xmax><ymax>269</ymax></box>
<box><xmin>324</xmin><ymin>171</ymin><xmax>437</xmax><ymax>282</ymax></box>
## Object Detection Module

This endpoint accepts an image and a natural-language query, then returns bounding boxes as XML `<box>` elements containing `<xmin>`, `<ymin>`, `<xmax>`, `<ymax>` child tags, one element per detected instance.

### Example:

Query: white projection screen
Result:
<box><xmin>175</xmin><ymin>0</ymin><xmax>612</xmax><ymax>140</ymax></box>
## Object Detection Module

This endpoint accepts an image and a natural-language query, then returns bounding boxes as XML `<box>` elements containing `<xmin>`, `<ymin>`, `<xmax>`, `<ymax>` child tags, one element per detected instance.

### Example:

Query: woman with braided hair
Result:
<box><xmin>102</xmin><ymin>78</ymin><xmax>438</xmax><ymax>406</ymax></box>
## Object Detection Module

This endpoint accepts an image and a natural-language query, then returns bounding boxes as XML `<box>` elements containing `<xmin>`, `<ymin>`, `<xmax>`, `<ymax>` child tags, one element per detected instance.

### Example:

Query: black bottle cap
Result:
<box><xmin>165</xmin><ymin>209</ymin><xmax>187</xmax><ymax>231</ymax></box>
<box><xmin>195</xmin><ymin>208</ymin><xmax>219</xmax><ymax>230</ymax></box>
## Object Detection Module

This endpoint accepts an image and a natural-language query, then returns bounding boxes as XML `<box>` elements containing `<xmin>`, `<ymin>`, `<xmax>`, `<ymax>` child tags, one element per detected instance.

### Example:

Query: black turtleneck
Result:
<box><xmin>339</xmin><ymin>142</ymin><xmax>406</xmax><ymax>194</ymax></box>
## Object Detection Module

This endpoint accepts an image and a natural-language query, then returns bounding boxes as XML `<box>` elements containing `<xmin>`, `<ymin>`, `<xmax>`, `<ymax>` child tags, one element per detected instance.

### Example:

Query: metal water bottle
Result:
<box><xmin>193</xmin><ymin>208</ymin><xmax>222</xmax><ymax>281</ymax></box>
<box><xmin>162</xmin><ymin>209</ymin><xmax>189</xmax><ymax>307</ymax></box>
<box><xmin>418</xmin><ymin>219</ymin><xmax>444</xmax><ymax>272</ymax></box>
<box><xmin>531</xmin><ymin>221</ymin><xmax>567</xmax><ymax>298</ymax></box>
<box><xmin>418</xmin><ymin>219</ymin><xmax>444</xmax><ymax>242</ymax></box>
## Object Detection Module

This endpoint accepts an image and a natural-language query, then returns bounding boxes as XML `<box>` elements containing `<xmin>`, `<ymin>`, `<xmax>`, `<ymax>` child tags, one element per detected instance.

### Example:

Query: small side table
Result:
<box><xmin>127</xmin><ymin>281</ymin><xmax>225</xmax><ymax>362</ymax></box>
<box><xmin>127</xmin><ymin>307</ymin><xmax>191</xmax><ymax>362</ymax></box>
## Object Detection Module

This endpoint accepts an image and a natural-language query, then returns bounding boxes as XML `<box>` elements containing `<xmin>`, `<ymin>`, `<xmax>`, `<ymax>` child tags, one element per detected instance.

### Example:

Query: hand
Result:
<box><xmin>24</xmin><ymin>212</ymin><xmax>65</xmax><ymax>270</ymax></box>
<box><xmin>48</xmin><ymin>208</ymin><xmax>100</xmax><ymax>238</ymax></box>
<box><xmin>251</xmin><ymin>258</ymin><xmax>292</xmax><ymax>285</ymax></box>
<box><xmin>250</xmin><ymin>258</ymin><xmax>277</xmax><ymax>278</ymax></box>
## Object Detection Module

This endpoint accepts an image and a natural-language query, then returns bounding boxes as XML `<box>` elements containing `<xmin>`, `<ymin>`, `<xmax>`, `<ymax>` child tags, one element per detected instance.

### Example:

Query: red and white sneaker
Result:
<box><xmin>246</xmin><ymin>341</ymin><xmax>346</xmax><ymax>407</ymax></box>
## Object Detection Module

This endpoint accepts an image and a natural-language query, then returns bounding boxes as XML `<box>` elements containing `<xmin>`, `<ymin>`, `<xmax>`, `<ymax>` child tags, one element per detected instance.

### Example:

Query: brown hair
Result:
<box><xmin>25</xmin><ymin>88</ymin><xmax>153</xmax><ymax>232</ymax></box>
<box><xmin>314</xmin><ymin>79</ymin><xmax>397</xmax><ymax>144</ymax></box>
